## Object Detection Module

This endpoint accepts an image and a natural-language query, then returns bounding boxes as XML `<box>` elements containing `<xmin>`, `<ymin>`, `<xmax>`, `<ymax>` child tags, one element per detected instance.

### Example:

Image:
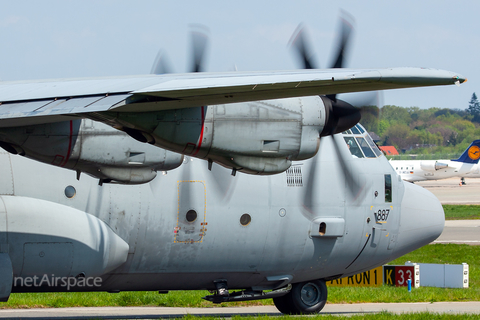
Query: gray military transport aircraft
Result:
<box><xmin>0</xmin><ymin>21</ymin><xmax>466</xmax><ymax>314</ymax></box>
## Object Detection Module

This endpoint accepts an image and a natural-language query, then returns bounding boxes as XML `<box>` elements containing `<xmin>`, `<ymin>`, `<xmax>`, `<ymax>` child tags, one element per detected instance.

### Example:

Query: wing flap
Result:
<box><xmin>0</xmin><ymin>94</ymin><xmax>130</xmax><ymax>127</ymax></box>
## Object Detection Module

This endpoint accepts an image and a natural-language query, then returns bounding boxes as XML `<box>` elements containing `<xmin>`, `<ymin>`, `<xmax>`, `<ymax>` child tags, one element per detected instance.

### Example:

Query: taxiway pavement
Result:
<box><xmin>434</xmin><ymin>219</ymin><xmax>480</xmax><ymax>245</ymax></box>
<box><xmin>417</xmin><ymin>176</ymin><xmax>480</xmax><ymax>205</ymax></box>
<box><xmin>0</xmin><ymin>302</ymin><xmax>479</xmax><ymax>318</ymax></box>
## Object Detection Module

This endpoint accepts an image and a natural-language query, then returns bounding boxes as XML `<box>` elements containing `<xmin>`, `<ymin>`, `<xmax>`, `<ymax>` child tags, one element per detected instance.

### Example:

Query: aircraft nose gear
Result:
<box><xmin>214</xmin><ymin>279</ymin><xmax>229</xmax><ymax>297</ymax></box>
<box><xmin>203</xmin><ymin>280</ymin><xmax>291</xmax><ymax>304</ymax></box>
<box><xmin>202</xmin><ymin>279</ymin><xmax>229</xmax><ymax>303</ymax></box>
<box><xmin>273</xmin><ymin>280</ymin><xmax>327</xmax><ymax>314</ymax></box>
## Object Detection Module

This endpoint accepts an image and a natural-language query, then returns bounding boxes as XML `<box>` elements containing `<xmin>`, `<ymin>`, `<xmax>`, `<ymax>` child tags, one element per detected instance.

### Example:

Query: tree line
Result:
<box><xmin>360</xmin><ymin>93</ymin><xmax>480</xmax><ymax>155</ymax></box>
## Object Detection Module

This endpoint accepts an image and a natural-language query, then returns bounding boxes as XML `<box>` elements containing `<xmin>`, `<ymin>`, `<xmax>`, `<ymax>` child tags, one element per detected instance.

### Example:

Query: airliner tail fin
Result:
<box><xmin>452</xmin><ymin>140</ymin><xmax>480</xmax><ymax>164</ymax></box>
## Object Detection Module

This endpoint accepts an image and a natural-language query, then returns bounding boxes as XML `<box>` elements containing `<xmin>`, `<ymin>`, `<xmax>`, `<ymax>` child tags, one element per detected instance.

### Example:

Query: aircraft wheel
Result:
<box><xmin>273</xmin><ymin>280</ymin><xmax>327</xmax><ymax>314</ymax></box>
<box><xmin>272</xmin><ymin>293</ymin><xmax>294</xmax><ymax>314</ymax></box>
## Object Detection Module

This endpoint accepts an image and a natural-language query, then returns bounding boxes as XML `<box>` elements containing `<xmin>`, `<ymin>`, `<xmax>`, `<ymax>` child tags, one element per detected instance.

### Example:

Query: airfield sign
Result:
<box><xmin>327</xmin><ymin>267</ymin><xmax>383</xmax><ymax>287</ymax></box>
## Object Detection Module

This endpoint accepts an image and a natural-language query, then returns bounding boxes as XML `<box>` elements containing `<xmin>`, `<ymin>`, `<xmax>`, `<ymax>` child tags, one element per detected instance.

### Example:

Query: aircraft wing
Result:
<box><xmin>0</xmin><ymin>67</ymin><xmax>465</xmax><ymax>127</ymax></box>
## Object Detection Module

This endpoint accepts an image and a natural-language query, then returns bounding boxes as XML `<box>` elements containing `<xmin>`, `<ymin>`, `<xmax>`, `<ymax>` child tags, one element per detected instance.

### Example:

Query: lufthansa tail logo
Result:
<box><xmin>468</xmin><ymin>145</ymin><xmax>480</xmax><ymax>160</ymax></box>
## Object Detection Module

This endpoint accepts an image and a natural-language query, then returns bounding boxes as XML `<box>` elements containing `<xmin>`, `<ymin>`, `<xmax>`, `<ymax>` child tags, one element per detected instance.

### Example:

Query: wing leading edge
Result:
<box><xmin>0</xmin><ymin>67</ymin><xmax>465</xmax><ymax>127</ymax></box>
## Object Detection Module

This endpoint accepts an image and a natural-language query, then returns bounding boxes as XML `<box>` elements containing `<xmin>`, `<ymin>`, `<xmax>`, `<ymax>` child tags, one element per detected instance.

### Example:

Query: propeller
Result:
<box><xmin>291</xmin><ymin>11</ymin><xmax>384</xmax><ymax>136</ymax></box>
<box><xmin>289</xmin><ymin>24</ymin><xmax>317</xmax><ymax>70</ymax></box>
<box><xmin>292</xmin><ymin>12</ymin><xmax>372</xmax><ymax>212</ymax></box>
<box><xmin>300</xmin><ymin>155</ymin><xmax>319</xmax><ymax>219</ymax></box>
<box><xmin>331</xmin><ymin>134</ymin><xmax>366</xmax><ymax>201</ymax></box>
<box><xmin>150</xmin><ymin>50</ymin><xmax>172</xmax><ymax>75</ymax></box>
<box><xmin>290</xmin><ymin>12</ymin><xmax>360</xmax><ymax>136</ymax></box>
<box><xmin>150</xmin><ymin>24</ymin><xmax>209</xmax><ymax>74</ymax></box>
<box><xmin>301</xmin><ymin>134</ymin><xmax>366</xmax><ymax>217</ymax></box>
<box><xmin>326</xmin><ymin>11</ymin><xmax>354</xmax><ymax>103</ymax></box>
<box><xmin>329</xmin><ymin>10</ymin><xmax>354</xmax><ymax>70</ymax></box>
<box><xmin>341</xmin><ymin>91</ymin><xmax>384</xmax><ymax>133</ymax></box>
<box><xmin>319</xmin><ymin>96</ymin><xmax>361</xmax><ymax>137</ymax></box>
<box><xmin>189</xmin><ymin>24</ymin><xmax>209</xmax><ymax>73</ymax></box>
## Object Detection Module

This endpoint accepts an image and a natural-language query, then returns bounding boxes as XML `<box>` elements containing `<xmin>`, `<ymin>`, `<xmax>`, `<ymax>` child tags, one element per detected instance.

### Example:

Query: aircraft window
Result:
<box><xmin>355</xmin><ymin>124</ymin><xmax>365</xmax><ymax>134</ymax></box>
<box><xmin>64</xmin><ymin>185</ymin><xmax>76</xmax><ymax>199</ymax></box>
<box><xmin>240</xmin><ymin>213</ymin><xmax>251</xmax><ymax>226</ymax></box>
<box><xmin>385</xmin><ymin>174</ymin><xmax>392</xmax><ymax>203</ymax></box>
<box><xmin>356</xmin><ymin>137</ymin><xmax>376</xmax><ymax>158</ymax></box>
<box><xmin>186</xmin><ymin>210</ymin><xmax>197</xmax><ymax>222</ymax></box>
<box><xmin>351</xmin><ymin>126</ymin><xmax>361</xmax><ymax>134</ymax></box>
<box><xmin>344</xmin><ymin>137</ymin><xmax>364</xmax><ymax>158</ymax></box>
<box><xmin>365</xmin><ymin>134</ymin><xmax>382</xmax><ymax>157</ymax></box>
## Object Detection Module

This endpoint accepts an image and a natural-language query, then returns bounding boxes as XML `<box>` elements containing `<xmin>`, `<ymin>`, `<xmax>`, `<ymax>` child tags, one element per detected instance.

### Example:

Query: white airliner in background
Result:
<box><xmin>389</xmin><ymin>140</ymin><xmax>480</xmax><ymax>182</ymax></box>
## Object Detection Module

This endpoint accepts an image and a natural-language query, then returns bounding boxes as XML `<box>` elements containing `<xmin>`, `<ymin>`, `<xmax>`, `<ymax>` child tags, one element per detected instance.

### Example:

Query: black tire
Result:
<box><xmin>274</xmin><ymin>280</ymin><xmax>327</xmax><ymax>314</ymax></box>
<box><xmin>273</xmin><ymin>292</ymin><xmax>295</xmax><ymax>314</ymax></box>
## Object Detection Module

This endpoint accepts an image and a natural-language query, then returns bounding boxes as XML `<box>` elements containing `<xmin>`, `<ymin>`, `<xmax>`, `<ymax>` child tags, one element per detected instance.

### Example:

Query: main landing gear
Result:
<box><xmin>273</xmin><ymin>280</ymin><xmax>328</xmax><ymax>314</ymax></box>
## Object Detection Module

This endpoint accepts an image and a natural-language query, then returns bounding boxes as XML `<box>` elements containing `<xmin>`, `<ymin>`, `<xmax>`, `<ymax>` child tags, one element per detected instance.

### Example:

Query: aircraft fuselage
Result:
<box><xmin>391</xmin><ymin>159</ymin><xmax>476</xmax><ymax>182</ymax></box>
<box><xmin>0</xmin><ymin>133</ymin><xmax>444</xmax><ymax>293</ymax></box>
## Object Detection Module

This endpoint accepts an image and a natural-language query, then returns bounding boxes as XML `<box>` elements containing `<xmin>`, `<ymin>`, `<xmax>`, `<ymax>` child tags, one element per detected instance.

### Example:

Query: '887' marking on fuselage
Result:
<box><xmin>372</xmin><ymin>206</ymin><xmax>393</xmax><ymax>224</ymax></box>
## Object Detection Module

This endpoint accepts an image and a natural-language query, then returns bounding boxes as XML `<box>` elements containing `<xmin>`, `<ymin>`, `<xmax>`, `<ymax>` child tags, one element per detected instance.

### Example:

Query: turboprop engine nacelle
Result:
<box><xmin>420</xmin><ymin>161</ymin><xmax>449</xmax><ymax>171</ymax></box>
<box><xmin>112</xmin><ymin>96</ymin><xmax>360</xmax><ymax>175</ymax></box>
<box><xmin>0</xmin><ymin>120</ymin><xmax>184</xmax><ymax>184</ymax></box>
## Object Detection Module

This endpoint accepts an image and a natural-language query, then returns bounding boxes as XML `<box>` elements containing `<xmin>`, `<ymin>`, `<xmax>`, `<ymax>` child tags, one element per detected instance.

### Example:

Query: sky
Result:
<box><xmin>0</xmin><ymin>1</ymin><xmax>478</xmax><ymax>110</ymax></box>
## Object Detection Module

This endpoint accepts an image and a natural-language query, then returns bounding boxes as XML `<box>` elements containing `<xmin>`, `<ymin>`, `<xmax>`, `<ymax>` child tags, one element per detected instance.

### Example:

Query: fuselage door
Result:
<box><xmin>175</xmin><ymin>180</ymin><xmax>207</xmax><ymax>243</ymax></box>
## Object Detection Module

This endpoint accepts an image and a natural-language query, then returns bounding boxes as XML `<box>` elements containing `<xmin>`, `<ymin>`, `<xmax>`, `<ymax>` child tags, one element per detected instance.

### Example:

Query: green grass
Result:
<box><xmin>443</xmin><ymin>205</ymin><xmax>480</xmax><ymax>220</ymax></box>
<box><xmin>1</xmin><ymin>290</ymin><xmax>272</xmax><ymax>309</ymax></box>
<box><xmin>191</xmin><ymin>314</ymin><xmax>480</xmax><ymax>320</ymax></box>
<box><xmin>1</xmin><ymin>290</ymin><xmax>208</xmax><ymax>308</ymax></box>
<box><xmin>230</xmin><ymin>314</ymin><xmax>478</xmax><ymax>320</ymax></box>
<box><xmin>2</xmin><ymin>244</ymin><xmax>479</xmax><ymax>308</ymax></box>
